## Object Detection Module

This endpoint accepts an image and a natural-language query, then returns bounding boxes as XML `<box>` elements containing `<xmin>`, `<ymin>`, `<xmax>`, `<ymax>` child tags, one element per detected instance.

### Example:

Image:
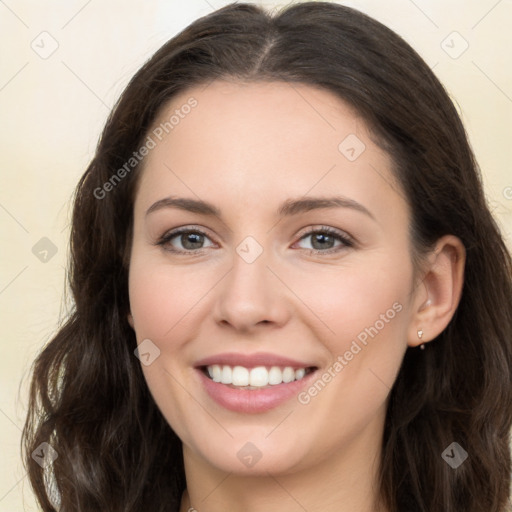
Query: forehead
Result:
<box><xmin>152</xmin><ymin>79</ymin><xmax>369</xmax><ymax>157</ymax></box>
<box><xmin>134</xmin><ymin>80</ymin><xmax>404</xmax><ymax>223</ymax></box>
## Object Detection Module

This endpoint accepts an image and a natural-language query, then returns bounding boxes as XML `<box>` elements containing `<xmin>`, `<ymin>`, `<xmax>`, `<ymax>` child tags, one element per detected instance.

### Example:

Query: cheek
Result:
<box><xmin>309</xmin><ymin>259</ymin><xmax>411</xmax><ymax>402</ymax></box>
<box><xmin>291</xmin><ymin>258</ymin><xmax>410</xmax><ymax>350</ymax></box>
<box><xmin>128</xmin><ymin>255</ymin><xmax>203</xmax><ymax>438</ymax></box>
<box><xmin>294</xmin><ymin>256</ymin><xmax>412</xmax><ymax>423</ymax></box>
<box><xmin>128</xmin><ymin>245</ymin><xmax>412</xmax><ymax>355</ymax></box>
<box><xmin>128</xmin><ymin>255</ymin><xmax>213</xmax><ymax>341</ymax></box>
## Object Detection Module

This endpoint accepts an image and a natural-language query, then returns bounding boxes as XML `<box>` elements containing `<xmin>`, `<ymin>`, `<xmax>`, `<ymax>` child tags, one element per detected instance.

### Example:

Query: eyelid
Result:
<box><xmin>293</xmin><ymin>225</ymin><xmax>354</xmax><ymax>253</ymax></box>
<box><xmin>295</xmin><ymin>225</ymin><xmax>353</xmax><ymax>243</ymax></box>
<box><xmin>157</xmin><ymin>225</ymin><xmax>216</xmax><ymax>253</ymax></box>
<box><xmin>156</xmin><ymin>224</ymin><xmax>355</xmax><ymax>255</ymax></box>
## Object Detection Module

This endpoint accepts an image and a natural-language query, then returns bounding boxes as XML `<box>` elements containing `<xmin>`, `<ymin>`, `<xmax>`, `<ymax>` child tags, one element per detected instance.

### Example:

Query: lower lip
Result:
<box><xmin>197</xmin><ymin>368</ymin><xmax>317</xmax><ymax>413</ymax></box>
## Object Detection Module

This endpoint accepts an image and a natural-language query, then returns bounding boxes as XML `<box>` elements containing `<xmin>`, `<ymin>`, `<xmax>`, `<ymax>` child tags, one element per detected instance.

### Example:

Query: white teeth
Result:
<box><xmin>232</xmin><ymin>366</ymin><xmax>249</xmax><ymax>386</ymax></box>
<box><xmin>268</xmin><ymin>366</ymin><xmax>283</xmax><ymax>385</ymax></box>
<box><xmin>295</xmin><ymin>368</ymin><xmax>306</xmax><ymax>380</ymax></box>
<box><xmin>282</xmin><ymin>367</ymin><xmax>295</xmax><ymax>383</ymax></box>
<box><xmin>249</xmin><ymin>366</ymin><xmax>269</xmax><ymax>387</ymax></box>
<box><xmin>211</xmin><ymin>364</ymin><xmax>221</xmax><ymax>382</ymax></box>
<box><xmin>221</xmin><ymin>365</ymin><xmax>232</xmax><ymax>384</ymax></box>
<box><xmin>205</xmin><ymin>364</ymin><xmax>311</xmax><ymax>387</ymax></box>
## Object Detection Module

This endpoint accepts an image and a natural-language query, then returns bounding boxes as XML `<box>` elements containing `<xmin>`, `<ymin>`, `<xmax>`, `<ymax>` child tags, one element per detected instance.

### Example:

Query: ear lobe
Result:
<box><xmin>127</xmin><ymin>313</ymin><xmax>134</xmax><ymax>329</ymax></box>
<box><xmin>408</xmin><ymin>235</ymin><xmax>465</xmax><ymax>347</ymax></box>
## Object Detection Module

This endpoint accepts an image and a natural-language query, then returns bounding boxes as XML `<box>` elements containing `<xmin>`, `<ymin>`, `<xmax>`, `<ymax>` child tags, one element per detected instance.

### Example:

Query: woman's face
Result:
<box><xmin>128</xmin><ymin>80</ymin><xmax>421</xmax><ymax>476</ymax></box>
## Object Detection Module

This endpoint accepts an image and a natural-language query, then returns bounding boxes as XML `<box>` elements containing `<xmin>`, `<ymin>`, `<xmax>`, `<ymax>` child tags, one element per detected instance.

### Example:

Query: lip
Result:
<box><xmin>194</xmin><ymin>352</ymin><xmax>315</xmax><ymax>369</ymax></box>
<box><xmin>194</xmin><ymin>352</ymin><xmax>319</xmax><ymax>413</ymax></box>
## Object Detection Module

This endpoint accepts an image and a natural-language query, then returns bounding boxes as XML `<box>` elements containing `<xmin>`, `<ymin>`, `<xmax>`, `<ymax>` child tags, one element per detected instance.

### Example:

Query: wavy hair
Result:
<box><xmin>22</xmin><ymin>2</ymin><xmax>512</xmax><ymax>511</ymax></box>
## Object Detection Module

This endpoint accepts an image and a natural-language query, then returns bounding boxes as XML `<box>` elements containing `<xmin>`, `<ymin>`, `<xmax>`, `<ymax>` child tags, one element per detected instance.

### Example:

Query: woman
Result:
<box><xmin>22</xmin><ymin>2</ymin><xmax>512</xmax><ymax>511</ymax></box>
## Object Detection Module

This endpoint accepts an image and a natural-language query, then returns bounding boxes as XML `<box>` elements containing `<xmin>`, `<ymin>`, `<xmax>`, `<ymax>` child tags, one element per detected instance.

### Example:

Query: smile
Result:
<box><xmin>194</xmin><ymin>352</ymin><xmax>319</xmax><ymax>413</ymax></box>
<box><xmin>204</xmin><ymin>364</ymin><xmax>314</xmax><ymax>388</ymax></box>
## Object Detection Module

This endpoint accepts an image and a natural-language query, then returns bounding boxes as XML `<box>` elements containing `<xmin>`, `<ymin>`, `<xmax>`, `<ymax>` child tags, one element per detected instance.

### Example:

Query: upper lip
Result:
<box><xmin>194</xmin><ymin>352</ymin><xmax>317</xmax><ymax>369</ymax></box>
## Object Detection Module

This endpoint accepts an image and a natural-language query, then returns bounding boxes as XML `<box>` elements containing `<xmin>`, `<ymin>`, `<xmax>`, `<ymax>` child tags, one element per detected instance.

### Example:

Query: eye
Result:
<box><xmin>294</xmin><ymin>226</ymin><xmax>354</xmax><ymax>254</ymax></box>
<box><xmin>156</xmin><ymin>225</ymin><xmax>354</xmax><ymax>256</ymax></box>
<box><xmin>156</xmin><ymin>227</ymin><xmax>215</xmax><ymax>254</ymax></box>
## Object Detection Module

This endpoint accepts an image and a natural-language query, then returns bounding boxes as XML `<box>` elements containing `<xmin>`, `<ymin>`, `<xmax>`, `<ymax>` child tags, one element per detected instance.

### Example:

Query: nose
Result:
<box><xmin>212</xmin><ymin>243</ymin><xmax>292</xmax><ymax>333</ymax></box>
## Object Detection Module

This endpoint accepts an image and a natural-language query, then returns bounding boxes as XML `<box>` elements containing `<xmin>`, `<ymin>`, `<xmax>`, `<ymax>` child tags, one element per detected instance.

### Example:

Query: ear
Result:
<box><xmin>408</xmin><ymin>235</ymin><xmax>466</xmax><ymax>347</ymax></box>
<box><xmin>127</xmin><ymin>312</ymin><xmax>134</xmax><ymax>329</ymax></box>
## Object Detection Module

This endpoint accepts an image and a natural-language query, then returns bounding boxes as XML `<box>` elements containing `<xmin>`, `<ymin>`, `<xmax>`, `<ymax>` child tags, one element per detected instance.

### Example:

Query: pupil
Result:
<box><xmin>312</xmin><ymin>233</ymin><xmax>333</xmax><ymax>250</ymax></box>
<box><xmin>183</xmin><ymin>233</ymin><xmax>203</xmax><ymax>249</ymax></box>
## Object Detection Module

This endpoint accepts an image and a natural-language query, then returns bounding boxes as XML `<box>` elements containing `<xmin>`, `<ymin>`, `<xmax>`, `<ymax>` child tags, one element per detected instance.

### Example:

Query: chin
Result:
<box><xmin>187</xmin><ymin>434</ymin><xmax>314</xmax><ymax>476</ymax></box>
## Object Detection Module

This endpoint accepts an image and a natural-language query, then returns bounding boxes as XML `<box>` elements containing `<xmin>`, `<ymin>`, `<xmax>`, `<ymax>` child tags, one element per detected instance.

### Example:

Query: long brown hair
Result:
<box><xmin>22</xmin><ymin>2</ymin><xmax>512</xmax><ymax>511</ymax></box>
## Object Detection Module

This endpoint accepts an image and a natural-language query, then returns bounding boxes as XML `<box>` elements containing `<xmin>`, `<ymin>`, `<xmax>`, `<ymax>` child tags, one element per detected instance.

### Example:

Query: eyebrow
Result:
<box><xmin>145</xmin><ymin>195</ymin><xmax>375</xmax><ymax>221</ymax></box>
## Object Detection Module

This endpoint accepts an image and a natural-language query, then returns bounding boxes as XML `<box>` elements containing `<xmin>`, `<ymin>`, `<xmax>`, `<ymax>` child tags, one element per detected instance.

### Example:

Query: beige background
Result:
<box><xmin>1</xmin><ymin>0</ymin><xmax>511</xmax><ymax>509</ymax></box>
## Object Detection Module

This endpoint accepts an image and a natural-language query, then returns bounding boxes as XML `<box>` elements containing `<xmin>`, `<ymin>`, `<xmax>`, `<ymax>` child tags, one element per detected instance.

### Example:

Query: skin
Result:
<box><xmin>127</xmin><ymin>80</ymin><xmax>465</xmax><ymax>512</ymax></box>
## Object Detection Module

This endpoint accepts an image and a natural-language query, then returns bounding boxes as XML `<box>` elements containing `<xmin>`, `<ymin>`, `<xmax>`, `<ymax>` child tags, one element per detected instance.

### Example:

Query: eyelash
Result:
<box><xmin>155</xmin><ymin>225</ymin><xmax>354</xmax><ymax>256</ymax></box>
